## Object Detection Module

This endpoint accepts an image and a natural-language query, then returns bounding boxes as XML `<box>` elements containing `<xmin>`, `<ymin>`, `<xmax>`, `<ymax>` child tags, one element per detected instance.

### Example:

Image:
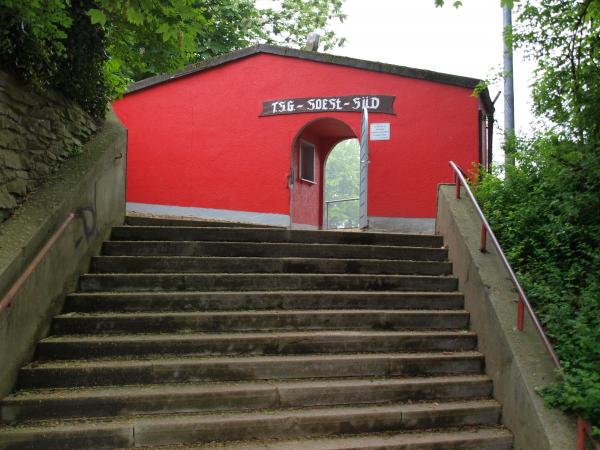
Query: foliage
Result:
<box><xmin>325</xmin><ymin>139</ymin><xmax>359</xmax><ymax>228</ymax></box>
<box><xmin>434</xmin><ymin>0</ymin><xmax>463</xmax><ymax>8</ymax></box>
<box><xmin>516</xmin><ymin>0</ymin><xmax>600</xmax><ymax>139</ymax></box>
<box><xmin>437</xmin><ymin>0</ymin><xmax>600</xmax><ymax>434</ymax></box>
<box><xmin>509</xmin><ymin>3</ymin><xmax>600</xmax><ymax>435</ymax></box>
<box><xmin>194</xmin><ymin>0</ymin><xmax>263</xmax><ymax>60</ymax></box>
<box><xmin>102</xmin><ymin>0</ymin><xmax>347</xmax><ymax>83</ymax></box>
<box><xmin>55</xmin><ymin>0</ymin><xmax>108</xmax><ymax>120</ymax></box>
<box><xmin>191</xmin><ymin>0</ymin><xmax>346</xmax><ymax>62</ymax></box>
<box><xmin>0</xmin><ymin>0</ymin><xmax>72</xmax><ymax>91</ymax></box>
<box><xmin>0</xmin><ymin>0</ymin><xmax>347</xmax><ymax>119</ymax></box>
<box><xmin>258</xmin><ymin>0</ymin><xmax>346</xmax><ymax>51</ymax></box>
<box><xmin>434</xmin><ymin>0</ymin><xmax>513</xmax><ymax>7</ymax></box>
<box><xmin>325</xmin><ymin>139</ymin><xmax>359</xmax><ymax>201</ymax></box>
<box><xmin>91</xmin><ymin>0</ymin><xmax>205</xmax><ymax>90</ymax></box>
<box><xmin>0</xmin><ymin>0</ymin><xmax>107</xmax><ymax>119</ymax></box>
<box><xmin>475</xmin><ymin>136</ymin><xmax>600</xmax><ymax>436</ymax></box>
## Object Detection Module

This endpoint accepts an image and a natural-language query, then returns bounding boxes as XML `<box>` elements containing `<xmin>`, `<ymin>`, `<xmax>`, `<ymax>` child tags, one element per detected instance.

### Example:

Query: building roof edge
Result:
<box><xmin>125</xmin><ymin>44</ymin><xmax>494</xmax><ymax>111</ymax></box>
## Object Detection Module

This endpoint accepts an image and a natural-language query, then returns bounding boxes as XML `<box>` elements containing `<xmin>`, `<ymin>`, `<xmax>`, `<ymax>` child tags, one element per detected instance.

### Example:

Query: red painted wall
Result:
<box><xmin>113</xmin><ymin>52</ymin><xmax>479</xmax><ymax>225</ymax></box>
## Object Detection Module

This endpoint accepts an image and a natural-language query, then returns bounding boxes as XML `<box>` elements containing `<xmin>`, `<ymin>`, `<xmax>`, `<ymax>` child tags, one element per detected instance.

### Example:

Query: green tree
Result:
<box><xmin>325</xmin><ymin>139</ymin><xmax>359</xmax><ymax>200</ymax></box>
<box><xmin>517</xmin><ymin>0</ymin><xmax>600</xmax><ymax>139</ymax></box>
<box><xmin>258</xmin><ymin>0</ymin><xmax>346</xmax><ymax>50</ymax></box>
<box><xmin>325</xmin><ymin>139</ymin><xmax>359</xmax><ymax>228</ymax></box>
<box><xmin>1</xmin><ymin>0</ymin><xmax>108</xmax><ymax>118</ymax></box>
<box><xmin>438</xmin><ymin>0</ymin><xmax>600</xmax><ymax>435</ymax></box>
<box><xmin>1</xmin><ymin>0</ymin><xmax>347</xmax><ymax>117</ymax></box>
<box><xmin>93</xmin><ymin>0</ymin><xmax>347</xmax><ymax>88</ymax></box>
<box><xmin>476</xmin><ymin>135</ymin><xmax>600</xmax><ymax>438</ymax></box>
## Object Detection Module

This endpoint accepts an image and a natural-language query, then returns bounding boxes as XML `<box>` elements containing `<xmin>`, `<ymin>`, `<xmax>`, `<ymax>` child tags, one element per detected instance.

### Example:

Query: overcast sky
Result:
<box><xmin>326</xmin><ymin>0</ymin><xmax>536</xmax><ymax>161</ymax></box>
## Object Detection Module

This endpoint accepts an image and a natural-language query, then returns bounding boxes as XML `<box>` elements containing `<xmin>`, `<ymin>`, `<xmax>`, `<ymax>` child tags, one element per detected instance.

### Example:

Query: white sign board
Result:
<box><xmin>370</xmin><ymin>123</ymin><xmax>390</xmax><ymax>141</ymax></box>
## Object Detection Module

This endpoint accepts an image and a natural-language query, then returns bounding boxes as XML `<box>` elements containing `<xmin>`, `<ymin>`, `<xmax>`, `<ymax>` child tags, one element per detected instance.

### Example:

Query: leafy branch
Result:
<box><xmin>1</xmin><ymin>0</ymin><xmax>348</xmax><ymax>117</ymax></box>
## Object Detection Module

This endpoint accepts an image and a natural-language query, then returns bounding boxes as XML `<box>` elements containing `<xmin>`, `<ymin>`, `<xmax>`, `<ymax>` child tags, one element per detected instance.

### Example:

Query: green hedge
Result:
<box><xmin>476</xmin><ymin>136</ymin><xmax>600</xmax><ymax>437</ymax></box>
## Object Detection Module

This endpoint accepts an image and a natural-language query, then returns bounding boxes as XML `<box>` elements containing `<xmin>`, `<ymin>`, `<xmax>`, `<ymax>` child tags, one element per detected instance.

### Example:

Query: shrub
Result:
<box><xmin>0</xmin><ymin>0</ymin><xmax>107</xmax><ymax>120</ymax></box>
<box><xmin>476</xmin><ymin>136</ymin><xmax>600</xmax><ymax>436</ymax></box>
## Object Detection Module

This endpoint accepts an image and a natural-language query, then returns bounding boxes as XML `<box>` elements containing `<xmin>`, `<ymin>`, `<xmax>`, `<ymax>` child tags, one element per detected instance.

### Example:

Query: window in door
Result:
<box><xmin>299</xmin><ymin>140</ymin><xmax>316</xmax><ymax>183</ymax></box>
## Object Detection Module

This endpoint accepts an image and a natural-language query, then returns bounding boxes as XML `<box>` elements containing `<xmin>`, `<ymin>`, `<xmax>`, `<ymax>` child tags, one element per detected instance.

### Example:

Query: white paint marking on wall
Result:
<box><xmin>368</xmin><ymin>216</ymin><xmax>435</xmax><ymax>234</ymax></box>
<box><xmin>370</xmin><ymin>123</ymin><xmax>391</xmax><ymax>141</ymax></box>
<box><xmin>290</xmin><ymin>223</ymin><xmax>319</xmax><ymax>230</ymax></box>
<box><xmin>126</xmin><ymin>203</ymin><xmax>290</xmax><ymax>227</ymax></box>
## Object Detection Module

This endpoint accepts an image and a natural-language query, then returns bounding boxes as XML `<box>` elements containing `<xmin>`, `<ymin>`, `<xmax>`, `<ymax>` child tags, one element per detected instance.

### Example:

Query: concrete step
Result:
<box><xmin>1</xmin><ymin>217</ymin><xmax>511</xmax><ymax>450</ymax></box>
<box><xmin>125</xmin><ymin>215</ymin><xmax>281</xmax><ymax>228</ymax></box>
<box><xmin>35</xmin><ymin>331</ymin><xmax>477</xmax><ymax>360</ymax></box>
<box><xmin>78</xmin><ymin>273</ymin><xmax>458</xmax><ymax>293</ymax></box>
<box><xmin>63</xmin><ymin>291</ymin><xmax>465</xmax><ymax>313</ymax></box>
<box><xmin>146</xmin><ymin>428</ymin><xmax>513</xmax><ymax>450</ymax></box>
<box><xmin>0</xmin><ymin>400</ymin><xmax>502</xmax><ymax>449</ymax></box>
<box><xmin>19</xmin><ymin>352</ymin><xmax>485</xmax><ymax>388</ymax></box>
<box><xmin>90</xmin><ymin>256</ymin><xmax>452</xmax><ymax>275</ymax></box>
<box><xmin>111</xmin><ymin>226</ymin><xmax>444</xmax><ymax>248</ymax></box>
<box><xmin>102</xmin><ymin>240</ymin><xmax>449</xmax><ymax>260</ymax></box>
<box><xmin>51</xmin><ymin>310</ymin><xmax>470</xmax><ymax>335</ymax></box>
<box><xmin>1</xmin><ymin>375</ymin><xmax>492</xmax><ymax>422</ymax></box>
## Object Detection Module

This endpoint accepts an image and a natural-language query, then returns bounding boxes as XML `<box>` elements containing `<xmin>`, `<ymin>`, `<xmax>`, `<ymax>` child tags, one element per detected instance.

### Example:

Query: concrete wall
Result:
<box><xmin>0</xmin><ymin>71</ymin><xmax>98</xmax><ymax>223</ymax></box>
<box><xmin>0</xmin><ymin>109</ymin><xmax>127</xmax><ymax>397</ymax></box>
<box><xmin>436</xmin><ymin>184</ymin><xmax>576</xmax><ymax>450</ymax></box>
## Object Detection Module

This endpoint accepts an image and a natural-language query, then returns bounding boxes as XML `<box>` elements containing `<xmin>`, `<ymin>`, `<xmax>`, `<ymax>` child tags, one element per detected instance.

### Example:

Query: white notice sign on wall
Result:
<box><xmin>370</xmin><ymin>123</ymin><xmax>390</xmax><ymax>141</ymax></box>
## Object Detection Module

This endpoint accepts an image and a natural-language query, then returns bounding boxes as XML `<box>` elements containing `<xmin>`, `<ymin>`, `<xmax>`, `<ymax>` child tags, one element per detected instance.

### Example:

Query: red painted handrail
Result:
<box><xmin>450</xmin><ymin>161</ymin><xmax>559</xmax><ymax>364</ymax></box>
<box><xmin>0</xmin><ymin>212</ymin><xmax>76</xmax><ymax>313</ymax></box>
<box><xmin>449</xmin><ymin>161</ymin><xmax>598</xmax><ymax>449</ymax></box>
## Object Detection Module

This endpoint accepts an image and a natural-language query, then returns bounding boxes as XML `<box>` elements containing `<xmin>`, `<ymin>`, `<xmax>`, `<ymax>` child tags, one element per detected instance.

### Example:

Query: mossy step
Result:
<box><xmin>101</xmin><ymin>240</ymin><xmax>449</xmax><ymax>260</ymax></box>
<box><xmin>64</xmin><ymin>291</ymin><xmax>465</xmax><ymax>313</ymax></box>
<box><xmin>36</xmin><ymin>330</ymin><xmax>477</xmax><ymax>360</ymax></box>
<box><xmin>90</xmin><ymin>256</ymin><xmax>452</xmax><ymax>275</ymax></box>
<box><xmin>111</xmin><ymin>226</ymin><xmax>444</xmax><ymax>248</ymax></box>
<box><xmin>78</xmin><ymin>273</ymin><xmax>458</xmax><ymax>293</ymax></box>
<box><xmin>148</xmin><ymin>427</ymin><xmax>513</xmax><ymax>450</ymax></box>
<box><xmin>0</xmin><ymin>400</ymin><xmax>502</xmax><ymax>449</ymax></box>
<box><xmin>51</xmin><ymin>309</ymin><xmax>470</xmax><ymax>334</ymax></box>
<box><xmin>1</xmin><ymin>375</ymin><xmax>492</xmax><ymax>422</ymax></box>
<box><xmin>19</xmin><ymin>351</ymin><xmax>485</xmax><ymax>388</ymax></box>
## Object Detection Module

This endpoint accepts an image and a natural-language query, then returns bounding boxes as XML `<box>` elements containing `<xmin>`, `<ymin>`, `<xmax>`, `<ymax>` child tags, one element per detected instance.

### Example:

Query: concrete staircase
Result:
<box><xmin>0</xmin><ymin>216</ymin><xmax>513</xmax><ymax>449</ymax></box>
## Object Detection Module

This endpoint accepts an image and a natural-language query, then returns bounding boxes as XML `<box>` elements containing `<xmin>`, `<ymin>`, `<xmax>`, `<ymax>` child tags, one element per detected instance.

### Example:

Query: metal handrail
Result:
<box><xmin>450</xmin><ymin>161</ymin><xmax>559</xmax><ymax>365</ymax></box>
<box><xmin>449</xmin><ymin>161</ymin><xmax>598</xmax><ymax>450</ymax></box>
<box><xmin>0</xmin><ymin>212</ymin><xmax>76</xmax><ymax>313</ymax></box>
<box><xmin>324</xmin><ymin>197</ymin><xmax>360</xmax><ymax>204</ymax></box>
<box><xmin>325</xmin><ymin>197</ymin><xmax>359</xmax><ymax>230</ymax></box>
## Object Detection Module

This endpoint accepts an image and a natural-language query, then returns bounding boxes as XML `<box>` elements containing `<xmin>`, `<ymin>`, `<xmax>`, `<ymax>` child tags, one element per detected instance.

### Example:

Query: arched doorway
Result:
<box><xmin>289</xmin><ymin>118</ymin><xmax>357</xmax><ymax>230</ymax></box>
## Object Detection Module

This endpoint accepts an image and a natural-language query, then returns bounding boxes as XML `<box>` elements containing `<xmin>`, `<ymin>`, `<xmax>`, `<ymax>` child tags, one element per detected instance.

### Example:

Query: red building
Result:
<box><xmin>113</xmin><ymin>44</ymin><xmax>493</xmax><ymax>232</ymax></box>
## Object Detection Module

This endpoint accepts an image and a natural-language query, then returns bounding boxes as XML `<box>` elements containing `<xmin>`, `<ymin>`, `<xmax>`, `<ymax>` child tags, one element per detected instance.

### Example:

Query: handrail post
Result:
<box><xmin>517</xmin><ymin>293</ymin><xmax>525</xmax><ymax>331</ymax></box>
<box><xmin>480</xmin><ymin>223</ymin><xmax>487</xmax><ymax>252</ymax></box>
<box><xmin>455</xmin><ymin>173</ymin><xmax>461</xmax><ymax>199</ymax></box>
<box><xmin>577</xmin><ymin>417</ymin><xmax>586</xmax><ymax>450</ymax></box>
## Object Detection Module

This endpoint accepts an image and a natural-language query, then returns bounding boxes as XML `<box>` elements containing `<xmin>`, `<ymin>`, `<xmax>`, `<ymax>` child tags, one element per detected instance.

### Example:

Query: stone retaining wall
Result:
<box><xmin>0</xmin><ymin>71</ymin><xmax>97</xmax><ymax>222</ymax></box>
<box><xmin>0</xmin><ymin>109</ymin><xmax>126</xmax><ymax>396</ymax></box>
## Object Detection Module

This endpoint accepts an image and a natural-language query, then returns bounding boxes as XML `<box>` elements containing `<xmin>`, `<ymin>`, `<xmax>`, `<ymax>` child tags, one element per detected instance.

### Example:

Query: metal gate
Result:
<box><xmin>358</xmin><ymin>107</ymin><xmax>369</xmax><ymax>229</ymax></box>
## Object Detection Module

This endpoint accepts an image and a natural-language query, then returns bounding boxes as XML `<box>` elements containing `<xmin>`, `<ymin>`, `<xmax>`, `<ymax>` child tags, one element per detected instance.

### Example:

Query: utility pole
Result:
<box><xmin>503</xmin><ymin>3</ymin><xmax>516</xmax><ymax>166</ymax></box>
